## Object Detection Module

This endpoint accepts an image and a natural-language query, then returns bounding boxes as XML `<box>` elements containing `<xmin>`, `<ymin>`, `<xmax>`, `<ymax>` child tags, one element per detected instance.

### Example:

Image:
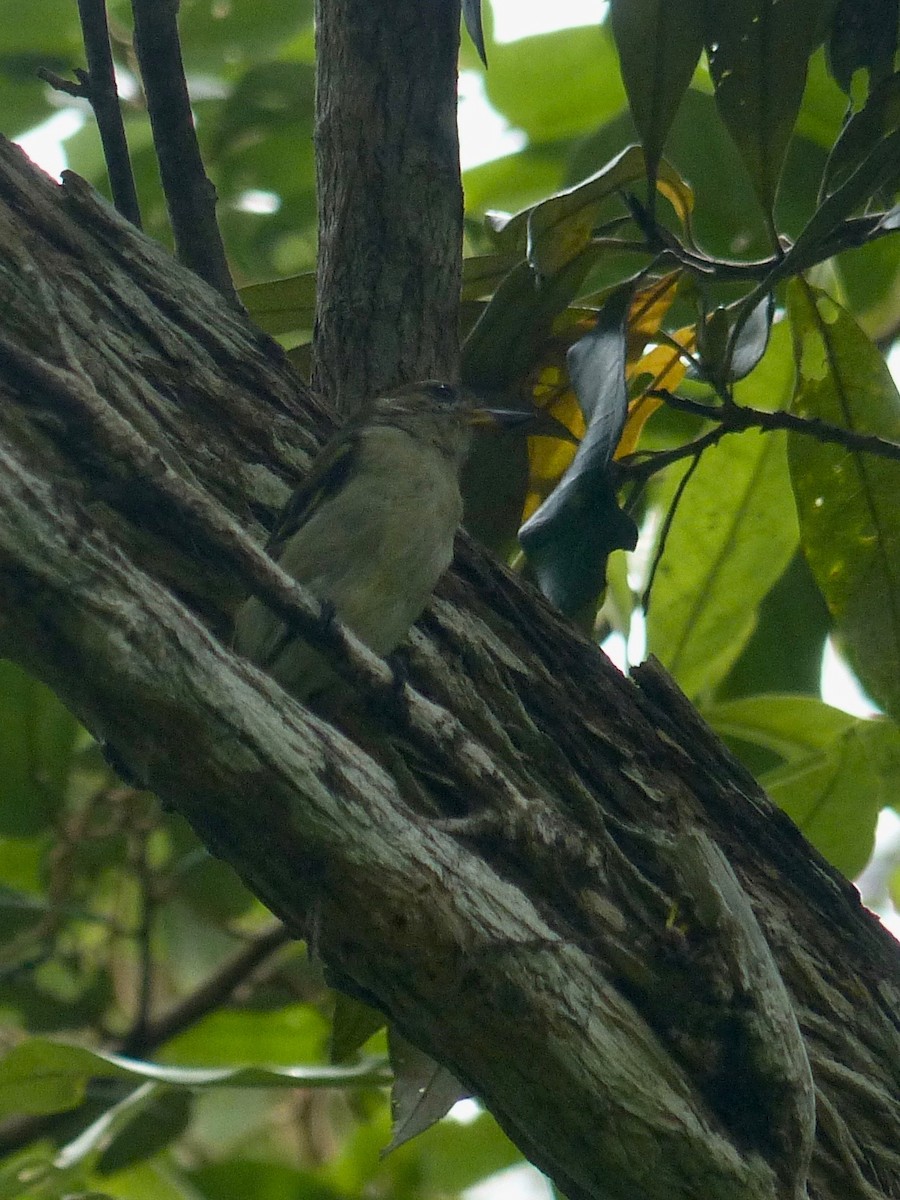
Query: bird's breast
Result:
<box><xmin>288</xmin><ymin>429</ymin><xmax>464</xmax><ymax>654</ymax></box>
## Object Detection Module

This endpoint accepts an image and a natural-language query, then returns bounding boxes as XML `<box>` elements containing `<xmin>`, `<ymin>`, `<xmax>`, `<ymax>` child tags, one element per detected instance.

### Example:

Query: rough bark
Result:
<box><xmin>0</xmin><ymin>138</ymin><xmax>898</xmax><ymax>1200</ymax></box>
<box><xmin>312</xmin><ymin>0</ymin><xmax>464</xmax><ymax>413</ymax></box>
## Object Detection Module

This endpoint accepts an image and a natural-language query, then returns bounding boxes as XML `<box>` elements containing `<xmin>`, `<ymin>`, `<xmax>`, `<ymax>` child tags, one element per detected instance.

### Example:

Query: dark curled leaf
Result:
<box><xmin>519</xmin><ymin>287</ymin><xmax>639</xmax><ymax>616</ymax></box>
<box><xmin>827</xmin><ymin>0</ymin><xmax>898</xmax><ymax>93</ymax></box>
<box><xmin>730</xmin><ymin>294</ymin><xmax>774</xmax><ymax>382</ymax></box>
<box><xmin>462</xmin><ymin>0</ymin><xmax>487</xmax><ymax>67</ymax></box>
<box><xmin>692</xmin><ymin>296</ymin><xmax>773</xmax><ymax>387</ymax></box>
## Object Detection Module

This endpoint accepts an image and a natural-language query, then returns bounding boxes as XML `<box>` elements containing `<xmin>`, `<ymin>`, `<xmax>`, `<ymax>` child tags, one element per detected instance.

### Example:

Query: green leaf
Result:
<box><xmin>526</xmin><ymin>145</ymin><xmax>694</xmax><ymax>278</ymax></box>
<box><xmin>462</xmin><ymin>251</ymin><xmax>604</xmax><ymax>389</ymax></box>
<box><xmin>518</xmin><ymin>287</ymin><xmax>639</xmax><ymax>616</ymax></box>
<box><xmin>240</xmin><ymin>273</ymin><xmax>316</xmax><ymax>336</ymax></box>
<box><xmin>646</xmin><ymin>428</ymin><xmax>799</xmax><ymax>700</ymax></box>
<box><xmin>609</xmin><ymin>0</ymin><xmax>705</xmax><ymax>184</ymax></box>
<box><xmin>705</xmin><ymin>0</ymin><xmax>822</xmax><ymax>221</ymax></box>
<box><xmin>485</xmin><ymin>24</ymin><xmax>626</xmax><ymax>144</ymax></box>
<box><xmin>719</xmin><ymin>552</ymin><xmax>831</xmax><ymax>699</ymax></box>
<box><xmin>177</xmin><ymin>0</ymin><xmax>313</xmax><ymax>72</ymax></box>
<box><xmin>464</xmin><ymin>147</ymin><xmax>566</xmax><ymax>222</ymax></box>
<box><xmin>821</xmin><ymin>71</ymin><xmax>900</xmax><ymax>201</ymax></box>
<box><xmin>461</xmin><ymin>253</ymin><xmax>521</xmax><ymax>299</ymax></box>
<box><xmin>705</xmin><ymin>696</ymin><xmax>898</xmax><ymax>877</ymax></box>
<box><xmin>703</xmin><ymin>694</ymin><xmax>858</xmax><ymax>761</ymax></box>
<box><xmin>787</xmin><ymin>282</ymin><xmax>900</xmax><ymax>720</ymax></box>
<box><xmin>794</xmin><ymin>47</ymin><xmax>853</xmax><ymax>153</ymax></box>
<box><xmin>157</xmin><ymin>1004</ymin><xmax>328</xmax><ymax>1067</ymax></box>
<box><xmin>408</xmin><ymin>1112</ymin><xmax>523</xmax><ymax>1193</ymax></box>
<box><xmin>0</xmin><ymin>661</ymin><xmax>80</xmax><ymax>835</ymax></box>
<box><xmin>0</xmin><ymin>1039</ymin><xmax>90</xmax><ymax>1119</ymax></box>
<box><xmin>761</xmin><ymin>722</ymin><xmax>890</xmax><ymax>877</ymax></box>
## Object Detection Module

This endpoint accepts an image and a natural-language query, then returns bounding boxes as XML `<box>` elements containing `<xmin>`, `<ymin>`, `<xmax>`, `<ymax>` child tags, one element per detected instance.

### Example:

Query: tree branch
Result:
<box><xmin>75</xmin><ymin>0</ymin><xmax>142</xmax><ymax>227</ymax></box>
<box><xmin>0</xmin><ymin>136</ymin><xmax>897</xmax><ymax>1200</ymax></box>
<box><xmin>130</xmin><ymin>0</ymin><xmax>238</xmax><ymax>304</ymax></box>
<box><xmin>620</xmin><ymin>388</ymin><xmax>900</xmax><ymax>487</ymax></box>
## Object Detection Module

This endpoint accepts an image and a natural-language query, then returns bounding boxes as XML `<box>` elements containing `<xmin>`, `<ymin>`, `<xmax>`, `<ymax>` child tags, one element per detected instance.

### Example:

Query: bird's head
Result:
<box><xmin>369</xmin><ymin>381</ymin><xmax>531</xmax><ymax>459</ymax></box>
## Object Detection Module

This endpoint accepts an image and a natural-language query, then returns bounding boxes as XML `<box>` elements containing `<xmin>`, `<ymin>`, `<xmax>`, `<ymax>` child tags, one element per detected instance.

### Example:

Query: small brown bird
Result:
<box><xmin>234</xmin><ymin>381</ymin><xmax>527</xmax><ymax>699</ymax></box>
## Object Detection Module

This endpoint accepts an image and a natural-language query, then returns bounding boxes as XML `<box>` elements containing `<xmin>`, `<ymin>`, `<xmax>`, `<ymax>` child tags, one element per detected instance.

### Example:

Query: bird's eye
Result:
<box><xmin>426</xmin><ymin>382</ymin><xmax>458</xmax><ymax>406</ymax></box>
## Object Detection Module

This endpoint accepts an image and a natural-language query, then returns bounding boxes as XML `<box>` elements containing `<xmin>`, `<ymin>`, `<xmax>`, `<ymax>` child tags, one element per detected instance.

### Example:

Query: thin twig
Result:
<box><xmin>76</xmin><ymin>0</ymin><xmax>142</xmax><ymax>227</ymax></box>
<box><xmin>618</xmin><ymin>389</ymin><xmax>900</xmax><ymax>490</ymax></box>
<box><xmin>130</xmin><ymin>0</ymin><xmax>239</xmax><ymax>306</ymax></box>
<box><xmin>128</xmin><ymin>834</ymin><xmax>156</xmax><ymax>1051</ymax></box>
<box><xmin>121</xmin><ymin>923</ymin><xmax>293</xmax><ymax>1056</ymax></box>
<box><xmin>36</xmin><ymin>67</ymin><xmax>91</xmax><ymax>100</ymax></box>
<box><xmin>617</xmin><ymin>424</ymin><xmax>727</xmax><ymax>486</ymax></box>
<box><xmin>652</xmin><ymin>389</ymin><xmax>900</xmax><ymax>464</ymax></box>
<box><xmin>641</xmin><ymin>450</ymin><xmax>704</xmax><ymax>615</ymax></box>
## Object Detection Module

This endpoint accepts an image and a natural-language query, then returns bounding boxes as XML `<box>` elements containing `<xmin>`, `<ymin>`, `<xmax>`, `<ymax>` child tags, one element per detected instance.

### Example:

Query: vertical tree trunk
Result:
<box><xmin>312</xmin><ymin>0</ymin><xmax>464</xmax><ymax>413</ymax></box>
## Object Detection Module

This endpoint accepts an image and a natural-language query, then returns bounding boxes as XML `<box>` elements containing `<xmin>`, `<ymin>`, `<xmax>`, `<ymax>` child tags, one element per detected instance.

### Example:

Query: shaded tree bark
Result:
<box><xmin>0</xmin><ymin>136</ymin><xmax>897</xmax><ymax>1200</ymax></box>
<box><xmin>0</xmin><ymin>0</ymin><xmax>898</xmax><ymax>1195</ymax></box>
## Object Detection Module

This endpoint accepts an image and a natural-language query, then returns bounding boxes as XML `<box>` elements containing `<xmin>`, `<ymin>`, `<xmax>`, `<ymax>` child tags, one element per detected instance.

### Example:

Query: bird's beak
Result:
<box><xmin>465</xmin><ymin>407</ymin><xmax>535</xmax><ymax>429</ymax></box>
<box><xmin>465</xmin><ymin>406</ymin><xmax>577</xmax><ymax>441</ymax></box>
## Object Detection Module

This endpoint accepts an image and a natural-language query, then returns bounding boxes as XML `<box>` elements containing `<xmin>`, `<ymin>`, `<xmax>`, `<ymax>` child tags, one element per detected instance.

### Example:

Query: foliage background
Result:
<box><xmin>0</xmin><ymin>1</ymin><xmax>898</xmax><ymax>1197</ymax></box>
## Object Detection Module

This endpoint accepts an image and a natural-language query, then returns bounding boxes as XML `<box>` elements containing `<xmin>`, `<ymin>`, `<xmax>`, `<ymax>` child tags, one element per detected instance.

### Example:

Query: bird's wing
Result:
<box><xmin>267</xmin><ymin>428</ymin><xmax>362</xmax><ymax>558</ymax></box>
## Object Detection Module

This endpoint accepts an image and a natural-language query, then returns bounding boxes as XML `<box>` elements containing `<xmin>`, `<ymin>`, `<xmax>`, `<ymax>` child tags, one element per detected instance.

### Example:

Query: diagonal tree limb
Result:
<box><xmin>0</xmin><ymin>137</ymin><xmax>897</xmax><ymax>1200</ymax></box>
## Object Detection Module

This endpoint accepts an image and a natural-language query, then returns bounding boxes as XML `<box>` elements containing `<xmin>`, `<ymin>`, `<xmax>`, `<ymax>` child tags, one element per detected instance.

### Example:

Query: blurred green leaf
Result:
<box><xmin>705</xmin><ymin>0</ymin><xmax>822</xmax><ymax>221</ymax></box>
<box><xmin>788</xmin><ymin>281</ymin><xmax>900</xmax><ymax>720</ymax></box>
<box><xmin>485</xmin><ymin>24</ymin><xmax>626</xmax><ymax>144</ymax></box>
<box><xmin>157</xmin><ymin>1004</ymin><xmax>328</xmax><ymax>1067</ymax></box>
<box><xmin>0</xmin><ymin>661</ymin><xmax>80</xmax><ymax>835</ymax></box>
<box><xmin>241</xmin><ymin>273</ymin><xmax>316</xmax><ymax>335</ymax></box>
<box><xmin>609</xmin><ymin>0</ymin><xmax>705</xmax><ymax>185</ymax></box>
<box><xmin>188</xmin><ymin>1160</ymin><xmax>341</xmax><ymax>1200</ymax></box>
<box><xmin>331</xmin><ymin>994</ymin><xmax>386</xmax><ymax>1064</ymax></box>
<box><xmin>178</xmin><ymin>0</ymin><xmax>313</xmax><ymax>72</ymax></box>
<box><xmin>410</xmin><ymin>1111</ymin><xmax>523</xmax><ymax>1193</ymax></box>
<box><xmin>465</xmin><ymin>147</ymin><xmax>566</xmax><ymax>221</ymax></box>
<box><xmin>794</xmin><ymin>49</ymin><xmax>852</xmax><ymax>153</ymax></box>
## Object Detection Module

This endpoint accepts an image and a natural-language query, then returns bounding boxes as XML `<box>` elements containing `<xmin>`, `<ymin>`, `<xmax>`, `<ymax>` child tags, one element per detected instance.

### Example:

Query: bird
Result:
<box><xmin>234</xmin><ymin>380</ymin><xmax>529</xmax><ymax>701</ymax></box>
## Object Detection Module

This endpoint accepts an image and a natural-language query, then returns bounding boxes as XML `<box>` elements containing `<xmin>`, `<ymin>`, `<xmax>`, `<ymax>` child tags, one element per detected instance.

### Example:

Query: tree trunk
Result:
<box><xmin>0</xmin><ymin>4</ymin><xmax>898</xmax><ymax>1197</ymax></box>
